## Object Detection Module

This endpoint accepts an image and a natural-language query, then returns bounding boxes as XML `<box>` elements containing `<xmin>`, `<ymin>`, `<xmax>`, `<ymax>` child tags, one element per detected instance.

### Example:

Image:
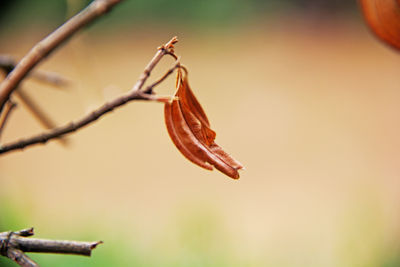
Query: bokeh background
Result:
<box><xmin>1</xmin><ymin>0</ymin><xmax>400</xmax><ymax>266</ymax></box>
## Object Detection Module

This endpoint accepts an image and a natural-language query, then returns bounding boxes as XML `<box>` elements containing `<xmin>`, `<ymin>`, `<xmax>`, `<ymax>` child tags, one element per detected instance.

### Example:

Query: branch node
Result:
<box><xmin>0</xmin><ymin>36</ymin><xmax>180</xmax><ymax>155</ymax></box>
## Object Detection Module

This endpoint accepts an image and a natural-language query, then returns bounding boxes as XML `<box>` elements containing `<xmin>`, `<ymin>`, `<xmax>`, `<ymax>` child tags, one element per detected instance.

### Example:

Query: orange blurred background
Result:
<box><xmin>1</xmin><ymin>1</ymin><xmax>400</xmax><ymax>266</ymax></box>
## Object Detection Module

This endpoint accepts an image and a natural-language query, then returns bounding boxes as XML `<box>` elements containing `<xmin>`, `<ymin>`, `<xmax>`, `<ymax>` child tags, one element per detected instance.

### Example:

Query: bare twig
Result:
<box><xmin>15</xmin><ymin>89</ymin><xmax>68</xmax><ymax>146</ymax></box>
<box><xmin>147</xmin><ymin>56</ymin><xmax>181</xmax><ymax>93</ymax></box>
<box><xmin>0</xmin><ymin>55</ymin><xmax>70</xmax><ymax>87</ymax></box>
<box><xmin>0</xmin><ymin>0</ymin><xmax>122</xmax><ymax>114</ymax></box>
<box><xmin>0</xmin><ymin>90</ymin><xmax>150</xmax><ymax>154</ymax></box>
<box><xmin>0</xmin><ymin>228</ymin><xmax>102</xmax><ymax>267</ymax></box>
<box><xmin>15</xmin><ymin>89</ymin><xmax>59</xmax><ymax>131</ymax></box>
<box><xmin>28</xmin><ymin>70</ymin><xmax>70</xmax><ymax>87</ymax></box>
<box><xmin>6</xmin><ymin>248</ymin><xmax>38</xmax><ymax>267</ymax></box>
<box><xmin>0</xmin><ymin>58</ymin><xmax>69</xmax><ymax>145</ymax></box>
<box><xmin>0</xmin><ymin>100</ymin><xmax>17</xmax><ymax>140</ymax></box>
<box><xmin>0</xmin><ymin>37</ymin><xmax>180</xmax><ymax>155</ymax></box>
<box><xmin>131</xmin><ymin>37</ymin><xmax>178</xmax><ymax>92</ymax></box>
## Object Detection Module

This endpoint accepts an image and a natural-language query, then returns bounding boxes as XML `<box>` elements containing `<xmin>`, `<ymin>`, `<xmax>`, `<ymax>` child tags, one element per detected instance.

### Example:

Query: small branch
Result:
<box><xmin>0</xmin><ymin>57</ymin><xmax>69</xmax><ymax>145</ymax></box>
<box><xmin>0</xmin><ymin>55</ymin><xmax>70</xmax><ymax>87</ymax></box>
<box><xmin>15</xmin><ymin>89</ymin><xmax>68</xmax><ymax>146</ymax></box>
<box><xmin>14</xmin><ymin>238</ymin><xmax>102</xmax><ymax>255</ymax></box>
<box><xmin>144</xmin><ymin>56</ymin><xmax>181</xmax><ymax>94</ymax></box>
<box><xmin>0</xmin><ymin>0</ymin><xmax>123</xmax><ymax>114</ymax></box>
<box><xmin>15</xmin><ymin>228</ymin><xmax>34</xmax><ymax>237</ymax></box>
<box><xmin>6</xmin><ymin>248</ymin><xmax>38</xmax><ymax>267</ymax></box>
<box><xmin>0</xmin><ymin>228</ymin><xmax>101</xmax><ymax>267</ymax></box>
<box><xmin>0</xmin><ymin>90</ymin><xmax>149</xmax><ymax>154</ymax></box>
<box><xmin>131</xmin><ymin>36</ymin><xmax>178</xmax><ymax>92</ymax></box>
<box><xmin>15</xmin><ymin>89</ymin><xmax>60</xmax><ymax>131</ymax></box>
<box><xmin>28</xmin><ymin>70</ymin><xmax>70</xmax><ymax>87</ymax></box>
<box><xmin>0</xmin><ymin>100</ymin><xmax>17</xmax><ymax>140</ymax></box>
<box><xmin>0</xmin><ymin>37</ymin><xmax>180</xmax><ymax>155</ymax></box>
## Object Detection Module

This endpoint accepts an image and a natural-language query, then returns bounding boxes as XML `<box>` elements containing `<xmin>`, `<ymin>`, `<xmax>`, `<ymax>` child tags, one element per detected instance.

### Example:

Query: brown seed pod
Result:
<box><xmin>164</xmin><ymin>68</ymin><xmax>243</xmax><ymax>179</ymax></box>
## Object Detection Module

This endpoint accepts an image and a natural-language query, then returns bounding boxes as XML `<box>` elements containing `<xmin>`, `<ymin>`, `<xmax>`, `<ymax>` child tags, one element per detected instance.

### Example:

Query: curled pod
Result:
<box><xmin>359</xmin><ymin>0</ymin><xmax>400</xmax><ymax>51</ymax></box>
<box><xmin>164</xmin><ymin>68</ymin><xmax>243</xmax><ymax>179</ymax></box>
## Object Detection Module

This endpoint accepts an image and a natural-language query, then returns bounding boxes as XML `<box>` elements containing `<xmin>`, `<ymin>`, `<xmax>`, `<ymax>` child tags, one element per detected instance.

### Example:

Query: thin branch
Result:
<box><xmin>0</xmin><ymin>57</ymin><xmax>69</xmax><ymax>145</ymax></box>
<box><xmin>15</xmin><ymin>89</ymin><xmax>68</xmax><ymax>146</ymax></box>
<box><xmin>28</xmin><ymin>70</ymin><xmax>70</xmax><ymax>87</ymax></box>
<box><xmin>0</xmin><ymin>0</ymin><xmax>122</xmax><ymax>114</ymax></box>
<box><xmin>0</xmin><ymin>37</ymin><xmax>180</xmax><ymax>155</ymax></box>
<box><xmin>15</xmin><ymin>228</ymin><xmax>34</xmax><ymax>237</ymax></box>
<box><xmin>0</xmin><ymin>100</ymin><xmax>17</xmax><ymax>140</ymax></box>
<box><xmin>6</xmin><ymin>248</ymin><xmax>38</xmax><ymax>267</ymax></box>
<box><xmin>14</xmin><ymin>238</ymin><xmax>102</xmax><ymax>255</ymax></box>
<box><xmin>0</xmin><ymin>55</ymin><xmax>70</xmax><ymax>87</ymax></box>
<box><xmin>131</xmin><ymin>36</ymin><xmax>178</xmax><ymax>92</ymax></box>
<box><xmin>15</xmin><ymin>89</ymin><xmax>60</xmax><ymax>131</ymax></box>
<box><xmin>0</xmin><ymin>90</ymin><xmax>150</xmax><ymax>154</ymax></box>
<box><xmin>145</xmin><ymin>56</ymin><xmax>181</xmax><ymax>94</ymax></box>
<box><xmin>0</xmin><ymin>228</ymin><xmax>101</xmax><ymax>267</ymax></box>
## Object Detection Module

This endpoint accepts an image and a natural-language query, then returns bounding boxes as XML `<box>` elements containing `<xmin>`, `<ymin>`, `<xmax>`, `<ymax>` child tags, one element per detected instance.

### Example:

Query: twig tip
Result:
<box><xmin>171</xmin><ymin>36</ymin><xmax>178</xmax><ymax>44</ymax></box>
<box><xmin>16</xmin><ymin>227</ymin><xmax>35</xmax><ymax>237</ymax></box>
<box><xmin>90</xmin><ymin>241</ymin><xmax>103</xmax><ymax>250</ymax></box>
<box><xmin>164</xmin><ymin>36</ymin><xmax>179</xmax><ymax>51</ymax></box>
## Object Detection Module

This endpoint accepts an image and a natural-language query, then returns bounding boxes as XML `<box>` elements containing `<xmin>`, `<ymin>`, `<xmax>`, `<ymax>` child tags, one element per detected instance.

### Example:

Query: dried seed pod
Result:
<box><xmin>359</xmin><ymin>0</ymin><xmax>400</xmax><ymax>51</ymax></box>
<box><xmin>164</xmin><ymin>68</ymin><xmax>243</xmax><ymax>179</ymax></box>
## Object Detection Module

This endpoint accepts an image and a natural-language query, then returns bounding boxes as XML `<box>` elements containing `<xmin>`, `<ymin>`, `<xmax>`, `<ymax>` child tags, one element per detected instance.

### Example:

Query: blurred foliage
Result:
<box><xmin>0</xmin><ymin>0</ymin><xmax>358</xmax><ymax>35</ymax></box>
<box><xmin>2</xmin><ymin>197</ymin><xmax>399</xmax><ymax>266</ymax></box>
<box><xmin>0</xmin><ymin>200</ymin><xmax>254</xmax><ymax>267</ymax></box>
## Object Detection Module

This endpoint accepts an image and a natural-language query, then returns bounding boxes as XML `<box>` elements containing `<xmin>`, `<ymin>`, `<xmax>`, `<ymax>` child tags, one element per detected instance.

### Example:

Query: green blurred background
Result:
<box><xmin>1</xmin><ymin>0</ymin><xmax>400</xmax><ymax>266</ymax></box>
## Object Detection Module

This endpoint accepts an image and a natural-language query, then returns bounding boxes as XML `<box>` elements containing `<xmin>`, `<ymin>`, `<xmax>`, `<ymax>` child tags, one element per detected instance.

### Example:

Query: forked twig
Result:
<box><xmin>0</xmin><ymin>228</ymin><xmax>102</xmax><ymax>267</ymax></box>
<box><xmin>147</xmin><ymin>56</ymin><xmax>181</xmax><ymax>93</ymax></box>
<box><xmin>131</xmin><ymin>37</ymin><xmax>178</xmax><ymax>92</ymax></box>
<box><xmin>0</xmin><ymin>59</ymin><xmax>71</xmax><ymax>146</ymax></box>
<box><xmin>0</xmin><ymin>0</ymin><xmax>122</xmax><ymax>114</ymax></box>
<box><xmin>0</xmin><ymin>56</ymin><xmax>71</xmax><ymax>145</ymax></box>
<box><xmin>0</xmin><ymin>37</ymin><xmax>180</xmax><ymax>155</ymax></box>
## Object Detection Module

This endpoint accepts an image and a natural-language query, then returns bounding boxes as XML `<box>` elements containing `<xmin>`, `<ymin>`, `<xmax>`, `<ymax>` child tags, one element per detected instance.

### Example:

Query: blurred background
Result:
<box><xmin>1</xmin><ymin>0</ymin><xmax>400</xmax><ymax>266</ymax></box>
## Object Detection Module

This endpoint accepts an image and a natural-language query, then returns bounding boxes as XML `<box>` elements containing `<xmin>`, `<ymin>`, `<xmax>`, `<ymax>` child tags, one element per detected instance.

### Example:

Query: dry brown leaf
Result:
<box><xmin>164</xmin><ymin>68</ymin><xmax>243</xmax><ymax>179</ymax></box>
<box><xmin>359</xmin><ymin>0</ymin><xmax>400</xmax><ymax>51</ymax></box>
